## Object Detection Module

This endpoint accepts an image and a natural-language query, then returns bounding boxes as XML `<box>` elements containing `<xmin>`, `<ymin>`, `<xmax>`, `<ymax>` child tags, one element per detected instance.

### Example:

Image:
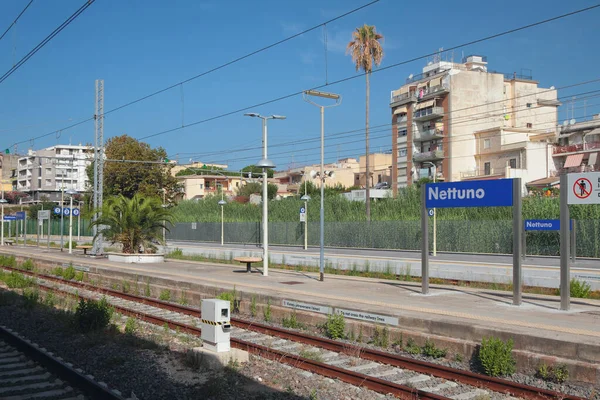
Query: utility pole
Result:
<box><xmin>92</xmin><ymin>79</ymin><xmax>104</xmax><ymax>256</ymax></box>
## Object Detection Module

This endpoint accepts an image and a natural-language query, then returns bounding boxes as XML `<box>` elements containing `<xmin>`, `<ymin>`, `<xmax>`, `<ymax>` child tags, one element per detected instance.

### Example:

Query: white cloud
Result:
<box><xmin>280</xmin><ymin>22</ymin><xmax>305</xmax><ymax>36</ymax></box>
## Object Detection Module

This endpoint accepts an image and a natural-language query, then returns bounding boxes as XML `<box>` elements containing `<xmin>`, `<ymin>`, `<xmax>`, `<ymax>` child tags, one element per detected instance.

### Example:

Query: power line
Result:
<box><xmin>2</xmin><ymin>0</ymin><xmax>379</xmax><ymax>149</ymax></box>
<box><xmin>137</xmin><ymin>4</ymin><xmax>600</xmax><ymax>141</ymax></box>
<box><xmin>0</xmin><ymin>0</ymin><xmax>34</xmax><ymax>42</ymax></box>
<box><xmin>0</xmin><ymin>0</ymin><xmax>95</xmax><ymax>84</ymax></box>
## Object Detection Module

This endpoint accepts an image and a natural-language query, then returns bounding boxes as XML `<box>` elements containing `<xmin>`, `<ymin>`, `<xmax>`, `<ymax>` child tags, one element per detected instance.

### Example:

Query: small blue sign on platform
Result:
<box><xmin>15</xmin><ymin>211</ymin><xmax>25</xmax><ymax>220</ymax></box>
<box><xmin>524</xmin><ymin>219</ymin><xmax>572</xmax><ymax>231</ymax></box>
<box><xmin>428</xmin><ymin>209</ymin><xmax>434</xmax><ymax>217</ymax></box>
<box><xmin>72</xmin><ymin>208</ymin><xmax>80</xmax><ymax>217</ymax></box>
<box><xmin>63</xmin><ymin>208</ymin><xmax>70</xmax><ymax>216</ymax></box>
<box><xmin>3</xmin><ymin>215</ymin><xmax>17</xmax><ymax>221</ymax></box>
<box><xmin>53</xmin><ymin>206</ymin><xmax>62</xmax><ymax>215</ymax></box>
<box><xmin>425</xmin><ymin>179</ymin><xmax>514</xmax><ymax>209</ymax></box>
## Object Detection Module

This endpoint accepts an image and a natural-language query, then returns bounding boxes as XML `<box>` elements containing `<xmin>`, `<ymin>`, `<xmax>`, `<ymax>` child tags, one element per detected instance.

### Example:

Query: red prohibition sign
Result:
<box><xmin>573</xmin><ymin>178</ymin><xmax>592</xmax><ymax>199</ymax></box>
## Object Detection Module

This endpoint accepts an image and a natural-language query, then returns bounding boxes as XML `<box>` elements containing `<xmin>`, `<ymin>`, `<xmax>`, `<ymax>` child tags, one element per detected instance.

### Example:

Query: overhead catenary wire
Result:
<box><xmin>6</xmin><ymin>3</ymin><xmax>598</xmax><ymax>151</ymax></box>
<box><xmin>0</xmin><ymin>0</ymin><xmax>95</xmax><ymax>85</ymax></box>
<box><xmin>0</xmin><ymin>0</ymin><xmax>34</xmax><ymax>42</ymax></box>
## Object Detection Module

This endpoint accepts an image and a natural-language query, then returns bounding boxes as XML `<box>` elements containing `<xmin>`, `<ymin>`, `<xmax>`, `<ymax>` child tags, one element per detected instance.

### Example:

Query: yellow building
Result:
<box><xmin>177</xmin><ymin>174</ymin><xmax>243</xmax><ymax>200</ymax></box>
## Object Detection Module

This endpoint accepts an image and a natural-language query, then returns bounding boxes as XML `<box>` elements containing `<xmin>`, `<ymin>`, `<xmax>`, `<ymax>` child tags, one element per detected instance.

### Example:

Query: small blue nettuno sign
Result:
<box><xmin>425</xmin><ymin>179</ymin><xmax>514</xmax><ymax>208</ymax></box>
<box><xmin>3</xmin><ymin>215</ymin><xmax>17</xmax><ymax>221</ymax></box>
<box><xmin>15</xmin><ymin>211</ymin><xmax>25</xmax><ymax>220</ymax></box>
<box><xmin>524</xmin><ymin>219</ymin><xmax>572</xmax><ymax>231</ymax></box>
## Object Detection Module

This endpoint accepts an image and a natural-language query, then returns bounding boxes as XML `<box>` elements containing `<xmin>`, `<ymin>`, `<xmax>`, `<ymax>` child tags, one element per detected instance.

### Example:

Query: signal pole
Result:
<box><xmin>92</xmin><ymin>79</ymin><xmax>104</xmax><ymax>256</ymax></box>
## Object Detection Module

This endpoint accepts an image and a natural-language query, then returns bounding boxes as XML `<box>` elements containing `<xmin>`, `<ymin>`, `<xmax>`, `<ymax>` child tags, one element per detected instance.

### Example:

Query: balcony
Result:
<box><xmin>413</xmin><ymin>149</ymin><xmax>444</xmax><ymax>162</ymax></box>
<box><xmin>414</xmin><ymin>106</ymin><xmax>444</xmax><ymax>121</ymax></box>
<box><xmin>553</xmin><ymin>142</ymin><xmax>600</xmax><ymax>155</ymax></box>
<box><xmin>418</xmin><ymin>85</ymin><xmax>449</xmax><ymax>100</ymax></box>
<box><xmin>396</xmin><ymin>115</ymin><xmax>407</xmax><ymax>124</ymax></box>
<box><xmin>461</xmin><ymin>168</ymin><xmax>503</xmax><ymax>179</ymax></box>
<box><xmin>390</xmin><ymin>92</ymin><xmax>417</xmax><ymax>107</ymax></box>
<box><xmin>414</xmin><ymin>128</ymin><xmax>444</xmax><ymax>142</ymax></box>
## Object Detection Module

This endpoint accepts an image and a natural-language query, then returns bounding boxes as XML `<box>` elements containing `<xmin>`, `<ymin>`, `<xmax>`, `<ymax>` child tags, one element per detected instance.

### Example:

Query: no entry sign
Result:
<box><xmin>568</xmin><ymin>173</ymin><xmax>600</xmax><ymax>205</ymax></box>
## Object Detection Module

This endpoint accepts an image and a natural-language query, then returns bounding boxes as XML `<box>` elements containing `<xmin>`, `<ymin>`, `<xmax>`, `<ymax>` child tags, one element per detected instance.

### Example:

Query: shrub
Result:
<box><xmin>21</xmin><ymin>259</ymin><xmax>35</xmax><ymax>271</ymax></box>
<box><xmin>2</xmin><ymin>271</ymin><xmax>34</xmax><ymax>289</ymax></box>
<box><xmin>372</xmin><ymin>326</ymin><xmax>389</xmax><ymax>348</ymax></box>
<box><xmin>52</xmin><ymin>267</ymin><xmax>64</xmax><ymax>277</ymax></box>
<box><xmin>323</xmin><ymin>313</ymin><xmax>345</xmax><ymax>340</ymax></box>
<box><xmin>263</xmin><ymin>299</ymin><xmax>272</xmax><ymax>322</ymax></box>
<box><xmin>74</xmin><ymin>297</ymin><xmax>113</xmax><ymax>332</ymax></box>
<box><xmin>144</xmin><ymin>280</ymin><xmax>151</xmax><ymax>297</ymax></box>
<box><xmin>44</xmin><ymin>292</ymin><xmax>56</xmax><ymax>308</ymax></box>
<box><xmin>217</xmin><ymin>286</ymin><xmax>237</xmax><ymax>312</ymax></box>
<box><xmin>404</xmin><ymin>338</ymin><xmax>421</xmax><ymax>355</ymax></box>
<box><xmin>124</xmin><ymin>317</ymin><xmax>138</xmax><ymax>335</ymax></box>
<box><xmin>536</xmin><ymin>362</ymin><xmax>569</xmax><ymax>383</ymax></box>
<box><xmin>169</xmin><ymin>248</ymin><xmax>184</xmax><ymax>258</ymax></box>
<box><xmin>0</xmin><ymin>255</ymin><xmax>17</xmax><ymax>267</ymax></box>
<box><xmin>478</xmin><ymin>337</ymin><xmax>516</xmax><ymax>377</ymax></box>
<box><xmin>282</xmin><ymin>311</ymin><xmax>302</xmax><ymax>329</ymax></box>
<box><xmin>122</xmin><ymin>280</ymin><xmax>131</xmax><ymax>294</ymax></box>
<box><xmin>63</xmin><ymin>266</ymin><xmax>76</xmax><ymax>281</ymax></box>
<box><xmin>299</xmin><ymin>348</ymin><xmax>323</xmax><ymax>362</ymax></box>
<box><xmin>422</xmin><ymin>339</ymin><xmax>447</xmax><ymax>359</ymax></box>
<box><xmin>22</xmin><ymin>287</ymin><xmax>40</xmax><ymax>310</ymax></box>
<box><xmin>250</xmin><ymin>295</ymin><xmax>257</xmax><ymax>317</ymax></box>
<box><xmin>159</xmin><ymin>289</ymin><xmax>171</xmax><ymax>301</ymax></box>
<box><xmin>74</xmin><ymin>271</ymin><xmax>84</xmax><ymax>282</ymax></box>
<box><xmin>570</xmin><ymin>279</ymin><xmax>591</xmax><ymax>298</ymax></box>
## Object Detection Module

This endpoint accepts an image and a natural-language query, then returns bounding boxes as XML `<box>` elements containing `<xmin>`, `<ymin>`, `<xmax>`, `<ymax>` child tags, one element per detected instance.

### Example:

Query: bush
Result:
<box><xmin>404</xmin><ymin>338</ymin><xmax>421</xmax><ymax>355</ymax></box>
<box><xmin>74</xmin><ymin>271</ymin><xmax>84</xmax><ymax>282</ymax></box>
<box><xmin>478</xmin><ymin>337</ymin><xmax>516</xmax><ymax>377</ymax></box>
<box><xmin>570</xmin><ymin>279</ymin><xmax>591</xmax><ymax>298</ymax></box>
<box><xmin>52</xmin><ymin>267</ymin><xmax>64</xmax><ymax>277</ymax></box>
<box><xmin>536</xmin><ymin>363</ymin><xmax>569</xmax><ymax>383</ymax></box>
<box><xmin>63</xmin><ymin>266</ymin><xmax>76</xmax><ymax>281</ymax></box>
<box><xmin>217</xmin><ymin>286</ymin><xmax>237</xmax><ymax>312</ymax></box>
<box><xmin>263</xmin><ymin>299</ymin><xmax>272</xmax><ymax>322</ymax></box>
<box><xmin>159</xmin><ymin>289</ymin><xmax>171</xmax><ymax>301</ymax></box>
<box><xmin>2</xmin><ymin>271</ymin><xmax>34</xmax><ymax>289</ymax></box>
<box><xmin>323</xmin><ymin>313</ymin><xmax>345</xmax><ymax>340</ymax></box>
<box><xmin>22</xmin><ymin>287</ymin><xmax>40</xmax><ymax>310</ymax></box>
<box><xmin>372</xmin><ymin>326</ymin><xmax>389</xmax><ymax>348</ymax></box>
<box><xmin>124</xmin><ymin>317</ymin><xmax>138</xmax><ymax>335</ymax></box>
<box><xmin>74</xmin><ymin>297</ymin><xmax>113</xmax><ymax>332</ymax></box>
<box><xmin>0</xmin><ymin>255</ymin><xmax>17</xmax><ymax>267</ymax></box>
<box><xmin>422</xmin><ymin>339</ymin><xmax>447</xmax><ymax>359</ymax></box>
<box><xmin>169</xmin><ymin>248</ymin><xmax>184</xmax><ymax>258</ymax></box>
<box><xmin>250</xmin><ymin>295</ymin><xmax>257</xmax><ymax>317</ymax></box>
<box><xmin>282</xmin><ymin>311</ymin><xmax>302</xmax><ymax>329</ymax></box>
<box><xmin>21</xmin><ymin>259</ymin><xmax>35</xmax><ymax>271</ymax></box>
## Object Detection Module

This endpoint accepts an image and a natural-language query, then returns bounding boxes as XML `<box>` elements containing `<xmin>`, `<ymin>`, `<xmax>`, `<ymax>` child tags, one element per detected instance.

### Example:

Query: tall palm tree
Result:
<box><xmin>347</xmin><ymin>24</ymin><xmax>384</xmax><ymax>221</ymax></box>
<box><xmin>91</xmin><ymin>194</ymin><xmax>173</xmax><ymax>254</ymax></box>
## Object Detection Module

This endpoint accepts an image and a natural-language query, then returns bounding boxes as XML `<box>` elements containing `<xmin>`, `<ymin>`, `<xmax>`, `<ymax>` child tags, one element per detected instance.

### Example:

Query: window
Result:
<box><xmin>509</xmin><ymin>158</ymin><xmax>517</xmax><ymax>168</ymax></box>
<box><xmin>526</xmin><ymin>123</ymin><xmax>533</xmax><ymax>128</ymax></box>
<box><xmin>45</xmin><ymin>168</ymin><xmax>52</xmax><ymax>175</ymax></box>
<box><xmin>378</xmin><ymin>174</ymin><xmax>382</xmax><ymax>183</ymax></box>
<box><xmin>526</xmin><ymin>103</ymin><xmax>532</xmax><ymax>108</ymax></box>
<box><xmin>199</xmin><ymin>183</ymin><xmax>203</xmax><ymax>189</ymax></box>
<box><xmin>398</xmin><ymin>128</ymin><xmax>407</xmax><ymax>136</ymax></box>
<box><xmin>45</xmin><ymin>179</ymin><xmax>52</xmax><ymax>186</ymax></box>
<box><xmin>483</xmin><ymin>139</ymin><xmax>490</xmax><ymax>149</ymax></box>
<box><xmin>399</xmin><ymin>148</ymin><xmax>407</xmax><ymax>157</ymax></box>
<box><xmin>484</xmin><ymin>162</ymin><xmax>491</xmax><ymax>175</ymax></box>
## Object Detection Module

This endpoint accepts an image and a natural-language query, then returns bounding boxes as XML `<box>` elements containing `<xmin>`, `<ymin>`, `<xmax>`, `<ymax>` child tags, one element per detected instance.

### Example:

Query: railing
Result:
<box><xmin>462</xmin><ymin>55</ymin><xmax>488</xmax><ymax>63</ymax></box>
<box><xmin>554</xmin><ymin>165</ymin><xmax>599</xmax><ymax>175</ymax></box>
<box><xmin>413</xmin><ymin>149</ymin><xmax>444</xmax><ymax>161</ymax></box>
<box><xmin>460</xmin><ymin>168</ymin><xmax>500</xmax><ymax>178</ymax></box>
<box><xmin>390</xmin><ymin>92</ymin><xmax>416</xmax><ymax>104</ymax></box>
<box><xmin>417</xmin><ymin>128</ymin><xmax>444</xmax><ymax>140</ymax></box>
<box><xmin>414</xmin><ymin>106</ymin><xmax>444</xmax><ymax>119</ymax></box>
<box><xmin>418</xmin><ymin>85</ymin><xmax>449</xmax><ymax>98</ymax></box>
<box><xmin>553</xmin><ymin>141</ymin><xmax>600</xmax><ymax>154</ymax></box>
<box><xmin>488</xmin><ymin>70</ymin><xmax>533</xmax><ymax>81</ymax></box>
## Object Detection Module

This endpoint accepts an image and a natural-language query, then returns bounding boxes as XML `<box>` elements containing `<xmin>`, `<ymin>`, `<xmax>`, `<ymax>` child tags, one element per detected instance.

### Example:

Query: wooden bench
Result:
<box><xmin>4</xmin><ymin>239</ymin><xmax>15</xmax><ymax>246</ymax></box>
<box><xmin>76</xmin><ymin>245</ymin><xmax>93</xmax><ymax>255</ymax></box>
<box><xmin>233</xmin><ymin>257</ymin><xmax>262</xmax><ymax>273</ymax></box>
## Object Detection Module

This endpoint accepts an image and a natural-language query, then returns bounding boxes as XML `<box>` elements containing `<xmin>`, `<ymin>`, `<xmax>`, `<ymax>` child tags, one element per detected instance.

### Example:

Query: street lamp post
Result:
<box><xmin>303</xmin><ymin>89</ymin><xmax>342</xmax><ymax>282</ymax></box>
<box><xmin>60</xmin><ymin>187</ymin><xmax>65</xmax><ymax>251</ymax></box>
<box><xmin>0</xmin><ymin>198</ymin><xmax>6</xmax><ymax>246</ymax></box>
<box><xmin>423</xmin><ymin>162</ymin><xmax>437</xmax><ymax>256</ymax></box>
<box><xmin>300</xmin><ymin>174</ymin><xmax>311</xmax><ymax>251</ymax></box>
<box><xmin>218</xmin><ymin>186</ymin><xmax>226</xmax><ymax>246</ymax></box>
<box><xmin>78</xmin><ymin>201</ymin><xmax>83</xmax><ymax>240</ymax></box>
<box><xmin>244</xmin><ymin>113</ymin><xmax>286</xmax><ymax>277</ymax></box>
<box><xmin>66</xmin><ymin>189</ymin><xmax>78</xmax><ymax>254</ymax></box>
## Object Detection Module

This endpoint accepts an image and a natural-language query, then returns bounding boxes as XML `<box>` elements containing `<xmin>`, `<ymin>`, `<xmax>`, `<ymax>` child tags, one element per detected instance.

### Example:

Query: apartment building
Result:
<box><xmin>17</xmin><ymin>145</ymin><xmax>93</xmax><ymax>201</ymax></box>
<box><xmin>390</xmin><ymin>55</ymin><xmax>560</xmax><ymax>193</ymax></box>
<box><xmin>177</xmin><ymin>174</ymin><xmax>243</xmax><ymax>200</ymax></box>
<box><xmin>0</xmin><ymin>154</ymin><xmax>18</xmax><ymax>194</ymax></box>
<box><xmin>552</xmin><ymin>115</ymin><xmax>600</xmax><ymax>174</ymax></box>
<box><xmin>274</xmin><ymin>154</ymin><xmax>392</xmax><ymax>194</ymax></box>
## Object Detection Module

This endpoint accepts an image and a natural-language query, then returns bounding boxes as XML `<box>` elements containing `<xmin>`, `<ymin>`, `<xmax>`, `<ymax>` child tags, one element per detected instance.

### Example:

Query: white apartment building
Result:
<box><xmin>390</xmin><ymin>55</ymin><xmax>560</xmax><ymax>194</ymax></box>
<box><xmin>17</xmin><ymin>145</ymin><xmax>93</xmax><ymax>201</ymax></box>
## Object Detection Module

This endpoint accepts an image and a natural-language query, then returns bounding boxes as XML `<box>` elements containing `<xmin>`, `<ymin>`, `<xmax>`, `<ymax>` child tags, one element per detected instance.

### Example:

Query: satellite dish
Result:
<box><xmin>408</xmin><ymin>74</ymin><xmax>414</xmax><ymax>79</ymax></box>
<box><xmin>310</xmin><ymin>170</ymin><xmax>318</xmax><ymax>179</ymax></box>
<box><xmin>570</xmin><ymin>119</ymin><xmax>576</xmax><ymax>125</ymax></box>
<box><xmin>550</xmin><ymin>86</ymin><xmax>555</xmax><ymax>90</ymax></box>
<box><xmin>562</xmin><ymin>120</ymin><xmax>568</xmax><ymax>126</ymax></box>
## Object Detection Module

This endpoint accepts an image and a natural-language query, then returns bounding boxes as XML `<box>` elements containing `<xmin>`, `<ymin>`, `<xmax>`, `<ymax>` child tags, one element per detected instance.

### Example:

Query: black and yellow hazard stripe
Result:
<box><xmin>201</xmin><ymin>319</ymin><xmax>227</xmax><ymax>326</ymax></box>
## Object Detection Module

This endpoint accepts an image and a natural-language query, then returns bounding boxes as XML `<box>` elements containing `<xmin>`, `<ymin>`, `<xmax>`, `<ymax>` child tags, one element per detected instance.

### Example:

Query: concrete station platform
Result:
<box><xmin>1</xmin><ymin>245</ymin><xmax>599</xmax><ymax>384</ymax></box>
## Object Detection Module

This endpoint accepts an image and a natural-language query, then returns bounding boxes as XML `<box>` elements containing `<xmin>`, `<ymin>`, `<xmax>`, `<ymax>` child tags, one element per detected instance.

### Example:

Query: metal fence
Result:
<box><xmin>168</xmin><ymin>220</ymin><xmax>600</xmax><ymax>258</ymax></box>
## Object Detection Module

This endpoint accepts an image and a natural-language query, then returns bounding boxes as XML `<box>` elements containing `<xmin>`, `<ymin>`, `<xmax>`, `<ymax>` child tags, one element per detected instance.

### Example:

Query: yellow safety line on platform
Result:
<box><xmin>2</xmin><ymin>248</ymin><xmax>599</xmax><ymax>339</ymax></box>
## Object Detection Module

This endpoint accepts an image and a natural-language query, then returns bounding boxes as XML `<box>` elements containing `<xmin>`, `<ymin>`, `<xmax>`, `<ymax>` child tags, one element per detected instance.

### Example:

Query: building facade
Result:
<box><xmin>177</xmin><ymin>174</ymin><xmax>243</xmax><ymax>201</ymax></box>
<box><xmin>16</xmin><ymin>145</ymin><xmax>93</xmax><ymax>202</ymax></box>
<box><xmin>390</xmin><ymin>55</ymin><xmax>559</xmax><ymax>194</ymax></box>
<box><xmin>553</xmin><ymin>115</ymin><xmax>600</xmax><ymax>174</ymax></box>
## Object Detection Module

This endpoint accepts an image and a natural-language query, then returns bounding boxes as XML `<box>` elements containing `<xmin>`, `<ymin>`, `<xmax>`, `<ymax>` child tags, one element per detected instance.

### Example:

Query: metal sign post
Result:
<box><xmin>423</xmin><ymin>178</ymin><xmax>519</xmax><ymax>303</ymax></box>
<box><xmin>560</xmin><ymin>174</ymin><xmax>570</xmax><ymax>311</ymax></box>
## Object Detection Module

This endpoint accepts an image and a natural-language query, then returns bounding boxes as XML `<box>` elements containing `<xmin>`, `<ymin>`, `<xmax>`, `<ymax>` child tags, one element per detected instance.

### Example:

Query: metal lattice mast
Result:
<box><xmin>92</xmin><ymin>79</ymin><xmax>104</xmax><ymax>255</ymax></box>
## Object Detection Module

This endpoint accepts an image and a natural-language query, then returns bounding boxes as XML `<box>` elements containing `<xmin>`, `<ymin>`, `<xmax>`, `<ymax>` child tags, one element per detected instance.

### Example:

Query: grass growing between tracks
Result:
<box><xmin>165</xmin><ymin>250</ymin><xmax>600</xmax><ymax>300</ymax></box>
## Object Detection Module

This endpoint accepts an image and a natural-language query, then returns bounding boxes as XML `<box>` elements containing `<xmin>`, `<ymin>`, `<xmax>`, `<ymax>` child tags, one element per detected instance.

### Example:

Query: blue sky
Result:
<box><xmin>1</xmin><ymin>0</ymin><xmax>599</xmax><ymax>171</ymax></box>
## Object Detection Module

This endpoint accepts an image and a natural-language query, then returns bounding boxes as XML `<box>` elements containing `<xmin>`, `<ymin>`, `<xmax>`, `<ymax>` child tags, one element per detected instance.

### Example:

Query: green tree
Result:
<box><xmin>241</xmin><ymin>165</ymin><xmax>274</xmax><ymax>179</ymax></box>
<box><xmin>236</xmin><ymin>182</ymin><xmax>278</xmax><ymax>200</ymax></box>
<box><xmin>27</xmin><ymin>196</ymin><xmax>59</xmax><ymax>220</ymax></box>
<box><xmin>90</xmin><ymin>194</ymin><xmax>173</xmax><ymax>254</ymax></box>
<box><xmin>347</xmin><ymin>24</ymin><xmax>384</xmax><ymax>222</ymax></box>
<box><xmin>86</xmin><ymin>135</ymin><xmax>181</xmax><ymax>200</ymax></box>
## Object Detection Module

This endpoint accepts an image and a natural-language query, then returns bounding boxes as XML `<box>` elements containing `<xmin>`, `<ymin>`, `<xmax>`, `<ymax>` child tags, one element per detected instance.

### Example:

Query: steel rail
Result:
<box><xmin>2</xmin><ymin>266</ymin><xmax>587</xmax><ymax>400</ymax></box>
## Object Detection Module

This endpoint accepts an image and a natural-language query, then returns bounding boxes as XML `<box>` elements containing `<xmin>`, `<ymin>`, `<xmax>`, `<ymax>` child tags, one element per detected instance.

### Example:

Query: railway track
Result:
<box><xmin>2</xmin><ymin>266</ymin><xmax>588</xmax><ymax>400</ymax></box>
<box><xmin>0</xmin><ymin>325</ymin><xmax>124</xmax><ymax>400</ymax></box>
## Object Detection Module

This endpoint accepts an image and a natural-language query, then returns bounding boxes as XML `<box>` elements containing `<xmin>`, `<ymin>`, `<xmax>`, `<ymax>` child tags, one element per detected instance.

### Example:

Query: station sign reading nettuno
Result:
<box><xmin>425</xmin><ymin>179</ymin><xmax>514</xmax><ymax>208</ymax></box>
